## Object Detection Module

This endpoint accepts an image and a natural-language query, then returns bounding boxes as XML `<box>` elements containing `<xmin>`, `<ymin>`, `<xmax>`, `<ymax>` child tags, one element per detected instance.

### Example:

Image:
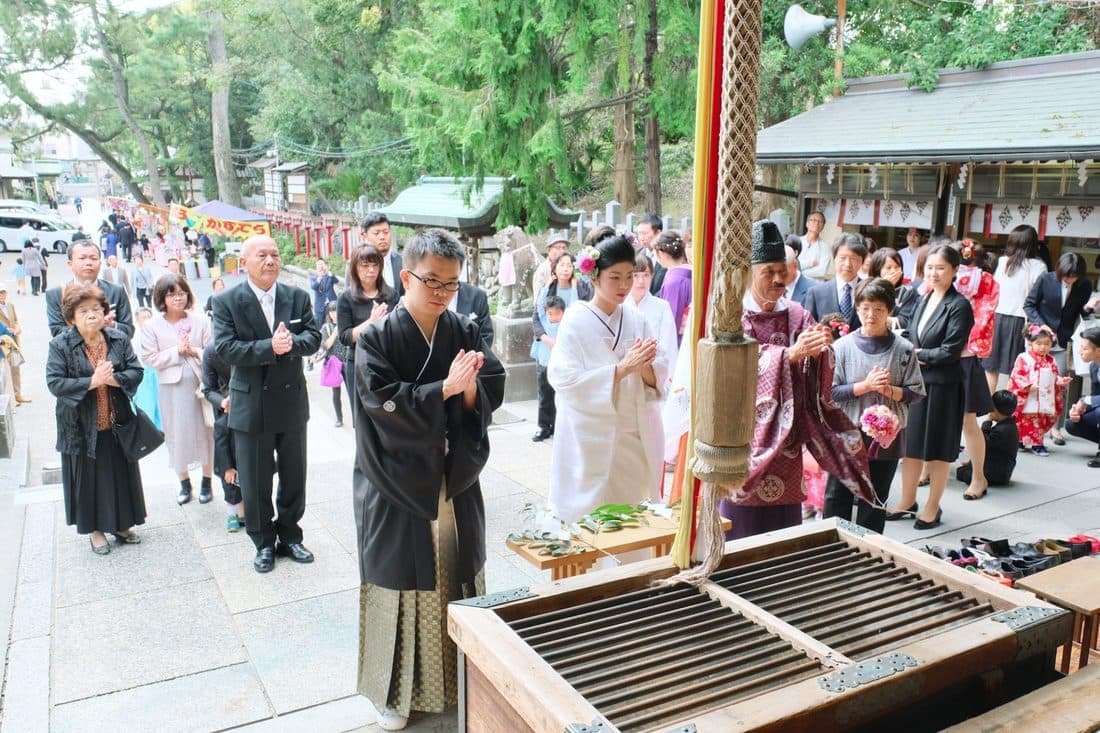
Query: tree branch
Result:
<box><xmin>561</xmin><ymin>89</ymin><xmax>645</xmax><ymax>121</ymax></box>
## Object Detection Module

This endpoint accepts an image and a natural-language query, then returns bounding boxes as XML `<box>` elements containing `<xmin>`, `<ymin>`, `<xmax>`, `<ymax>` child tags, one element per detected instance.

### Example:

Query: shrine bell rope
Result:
<box><xmin>667</xmin><ymin>0</ymin><xmax>762</xmax><ymax>583</ymax></box>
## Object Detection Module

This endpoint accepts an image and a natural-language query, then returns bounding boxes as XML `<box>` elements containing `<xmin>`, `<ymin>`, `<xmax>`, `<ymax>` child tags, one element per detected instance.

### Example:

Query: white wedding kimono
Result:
<box><xmin>548</xmin><ymin>301</ymin><xmax>668</xmax><ymax>523</ymax></box>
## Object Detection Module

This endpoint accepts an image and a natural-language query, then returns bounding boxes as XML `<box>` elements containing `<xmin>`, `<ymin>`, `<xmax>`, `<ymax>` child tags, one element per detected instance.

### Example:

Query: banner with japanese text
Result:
<box><xmin>169</xmin><ymin>203</ymin><xmax>271</xmax><ymax>238</ymax></box>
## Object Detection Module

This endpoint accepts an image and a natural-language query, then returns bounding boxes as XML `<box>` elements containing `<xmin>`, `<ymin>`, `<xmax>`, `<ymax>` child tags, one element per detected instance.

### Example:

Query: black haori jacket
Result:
<box><xmin>46</xmin><ymin>326</ymin><xmax>143</xmax><ymax>457</ymax></box>
<box><xmin>352</xmin><ymin>307</ymin><xmax>506</xmax><ymax>591</ymax></box>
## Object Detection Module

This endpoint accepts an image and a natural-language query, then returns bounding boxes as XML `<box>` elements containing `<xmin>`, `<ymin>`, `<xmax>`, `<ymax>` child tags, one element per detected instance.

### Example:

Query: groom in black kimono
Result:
<box><xmin>353</xmin><ymin>228</ymin><xmax>505</xmax><ymax>730</ymax></box>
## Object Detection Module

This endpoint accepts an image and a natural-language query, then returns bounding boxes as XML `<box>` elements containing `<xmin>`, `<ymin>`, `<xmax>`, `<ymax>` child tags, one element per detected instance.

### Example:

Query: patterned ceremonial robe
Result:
<box><xmin>954</xmin><ymin>265</ymin><xmax>999</xmax><ymax>358</ymax></box>
<box><xmin>728</xmin><ymin>296</ymin><xmax>874</xmax><ymax>507</ymax></box>
<box><xmin>1008</xmin><ymin>350</ymin><xmax>1064</xmax><ymax>448</ymax></box>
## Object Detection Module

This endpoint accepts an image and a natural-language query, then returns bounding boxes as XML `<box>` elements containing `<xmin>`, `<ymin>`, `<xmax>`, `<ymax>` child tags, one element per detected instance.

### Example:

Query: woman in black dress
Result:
<box><xmin>336</xmin><ymin>244</ymin><xmax>398</xmax><ymax>420</ymax></box>
<box><xmin>886</xmin><ymin>244</ymin><xmax>973</xmax><ymax>530</ymax></box>
<box><xmin>46</xmin><ymin>284</ymin><xmax>147</xmax><ymax>554</ymax></box>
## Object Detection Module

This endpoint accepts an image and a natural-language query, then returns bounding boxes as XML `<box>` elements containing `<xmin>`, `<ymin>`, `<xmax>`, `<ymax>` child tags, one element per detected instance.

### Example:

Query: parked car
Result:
<box><xmin>0</xmin><ymin>199</ymin><xmax>51</xmax><ymax>214</ymax></box>
<box><xmin>0</xmin><ymin>211</ymin><xmax>80</xmax><ymax>253</ymax></box>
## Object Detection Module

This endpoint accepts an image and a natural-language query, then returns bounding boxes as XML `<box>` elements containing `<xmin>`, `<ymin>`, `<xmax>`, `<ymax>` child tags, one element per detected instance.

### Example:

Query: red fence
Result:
<box><xmin>252</xmin><ymin>209</ymin><xmax>359</xmax><ymax>260</ymax></box>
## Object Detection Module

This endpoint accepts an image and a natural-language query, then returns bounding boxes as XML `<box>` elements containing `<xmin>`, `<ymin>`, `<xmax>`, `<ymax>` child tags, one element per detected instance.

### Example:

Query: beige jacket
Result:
<box><xmin>140</xmin><ymin>312</ymin><xmax>212</xmax><ymax>384</ymax></box>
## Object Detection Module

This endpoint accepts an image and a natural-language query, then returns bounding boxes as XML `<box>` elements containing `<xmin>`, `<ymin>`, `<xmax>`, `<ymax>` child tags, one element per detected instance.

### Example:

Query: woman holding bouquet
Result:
<box><xmin>825</xmin><ymin>278</ymin><xmax>925</xmax><ymax>533</ymax></box>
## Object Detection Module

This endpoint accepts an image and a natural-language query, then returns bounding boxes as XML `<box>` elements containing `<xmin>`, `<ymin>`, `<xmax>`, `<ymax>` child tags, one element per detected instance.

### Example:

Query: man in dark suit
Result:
<box><xmin>212</xmin><ymin>235</ymin><xmax>322</xmax><ymax>573</ymax></box>
<box><xmin>115</xmin><ymin>215</ymin><xmax>137</xmax><ymax>262</ymax></box>
<box><xmin>804</xmin><ymin>233</ymin><xmax>868</xmax><ymax>330</ymax></box>
<box><xmin>452</xmin><ymin>281</ymin><xmax>494</xmax><ymax>351</ymax></box>
<box><xmin>45</xmin><ymin>240</ymin><xmax>134</xmax><ymax>338</ymax></box>
<box><xmin>360</xmin><ymin>212</ymin><xmax>404</xmax><ymax>300</ymax></box>
<box><xmin>636</xmin><ymin>214</ymin><xmax>667</xmax><ymax>295</ymax></box>
<box><xmin>784</xmin><ymin>245</ymin><xmax>816</xmax><ymax>306</ymax></box>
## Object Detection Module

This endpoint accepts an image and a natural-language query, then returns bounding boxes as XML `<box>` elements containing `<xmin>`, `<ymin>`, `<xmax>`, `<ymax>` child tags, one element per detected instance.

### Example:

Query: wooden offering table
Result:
<box><xmin>506</xmin><ymin>510</ymin><xmax>730</xmax><ymax>581</ymax></box>
<box><xmin>1016</xmin><ymin>556</ymin><xmax>1100</xmax><ymax>674</ymax></box>
<box><xmin>454</xmin><ymin>519</ymin><xmax>1073</xmax><ymax>732</ymax></box>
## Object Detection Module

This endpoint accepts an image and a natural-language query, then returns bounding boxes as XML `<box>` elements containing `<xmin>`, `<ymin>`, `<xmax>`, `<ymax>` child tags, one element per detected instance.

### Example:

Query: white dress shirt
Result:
<box><xmin>247</xmin><ymin>279</ymin><xmax>277</xmax><ymax>332</ymax></box>
<box><xmin>798</xmin><ymin>237</ymin><xmax>829</xmax><ymax>279</ymax></box>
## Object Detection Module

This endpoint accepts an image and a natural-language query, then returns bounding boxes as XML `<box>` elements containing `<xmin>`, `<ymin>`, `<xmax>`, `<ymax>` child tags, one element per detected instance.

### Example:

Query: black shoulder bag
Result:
<box><xmin>112</xmin><ymin>389</ymin><xmax>165</xmax><ymax>461</ymax></box>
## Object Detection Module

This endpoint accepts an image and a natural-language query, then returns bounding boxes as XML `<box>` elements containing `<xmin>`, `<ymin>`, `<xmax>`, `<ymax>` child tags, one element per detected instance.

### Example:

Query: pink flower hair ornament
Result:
<box><xmin>1026</xmin><ymin>323</ymin><xmax>1054</xmax><ymax>339</ymax></box>
<box><xmin>576</xmin><ymin>245</ymin><xmax>600</xmax><ymax>277</ymax></box>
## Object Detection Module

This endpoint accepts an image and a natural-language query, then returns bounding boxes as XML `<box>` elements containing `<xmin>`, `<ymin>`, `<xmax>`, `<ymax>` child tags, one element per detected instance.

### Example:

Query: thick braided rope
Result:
<box><xmin>707</xmin><ymin>0</ymin><xmax>763</xmax><ymax>341</ymax></box>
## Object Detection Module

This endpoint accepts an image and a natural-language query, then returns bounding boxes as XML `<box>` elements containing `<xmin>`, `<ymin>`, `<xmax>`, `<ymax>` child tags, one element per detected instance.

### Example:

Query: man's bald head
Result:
<box><xmin>241</xmin><ymin>234</ymin><xmax>277</xmax><ymax>259</ymax></box>
<box><xmin>241</xmin><ymin>235</ymin><xmax>281</xmax><ymax>289</ymax></box>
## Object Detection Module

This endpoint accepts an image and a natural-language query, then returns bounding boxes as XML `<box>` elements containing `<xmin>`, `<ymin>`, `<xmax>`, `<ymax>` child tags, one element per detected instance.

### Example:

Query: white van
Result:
<box><xmin>0</xmin><ymin>199</ymin><xmax>51</xmax><ymax>214</ymax></box>
<box><xmin>0</xmin><ymin>211</ymin><xmax>81</xmax><ymax>253</ymax></box>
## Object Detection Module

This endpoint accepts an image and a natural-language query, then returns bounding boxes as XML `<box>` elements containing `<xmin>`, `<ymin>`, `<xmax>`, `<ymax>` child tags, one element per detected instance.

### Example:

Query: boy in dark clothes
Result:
<box><xmin>957</xmin><ymin>390</ymin><xmax>1019</xmax><ymax>487</ymax></box>
<box><xmin>201</xmin><ymin>341</ymin><xmax>245</xmax><ymax>532</ymax></box>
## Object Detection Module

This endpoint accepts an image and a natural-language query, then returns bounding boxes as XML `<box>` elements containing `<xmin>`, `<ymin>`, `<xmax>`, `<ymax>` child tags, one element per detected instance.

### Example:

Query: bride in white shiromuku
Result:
<box><xmin>548</xmin><ymin>234</ymin><xmax>668</xmax><ymax>523</ymax></box>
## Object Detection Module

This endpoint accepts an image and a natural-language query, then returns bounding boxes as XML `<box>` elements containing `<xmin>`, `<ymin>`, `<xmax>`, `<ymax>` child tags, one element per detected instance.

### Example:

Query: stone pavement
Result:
<box><xmin>2</xmin><ymin>201</ymin><xmax>1099</xmax><ymax>731</ymax></box>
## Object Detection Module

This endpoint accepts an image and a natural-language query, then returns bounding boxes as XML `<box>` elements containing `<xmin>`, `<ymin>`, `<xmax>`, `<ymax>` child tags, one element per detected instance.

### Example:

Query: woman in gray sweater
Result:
<box><xmin>825</xmin><ymin>278</ymin><xmax>926</xmax><ymax>533</ymax></box>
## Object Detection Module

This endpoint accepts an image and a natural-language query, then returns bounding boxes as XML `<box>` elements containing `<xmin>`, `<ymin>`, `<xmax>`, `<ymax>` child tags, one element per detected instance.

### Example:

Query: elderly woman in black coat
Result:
<box><xmin>46</xmin><ymin>283</ymin><xmax>146</xmax><ymax>555</ymax></box>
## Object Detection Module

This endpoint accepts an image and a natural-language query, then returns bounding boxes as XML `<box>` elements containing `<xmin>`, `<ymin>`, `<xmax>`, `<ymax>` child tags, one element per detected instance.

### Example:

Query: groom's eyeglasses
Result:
<box><xmin>407</xmin><ymin>271</ymin><xmax>461</xmax><ymax>292</ymax></box>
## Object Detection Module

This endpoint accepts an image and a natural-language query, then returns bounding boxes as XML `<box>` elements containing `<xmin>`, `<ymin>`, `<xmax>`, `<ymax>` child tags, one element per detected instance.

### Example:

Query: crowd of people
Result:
<box><xmin>17</xmin><ymin>200</ymin><xmax>1100</xmax><ymax>731</ymax></box>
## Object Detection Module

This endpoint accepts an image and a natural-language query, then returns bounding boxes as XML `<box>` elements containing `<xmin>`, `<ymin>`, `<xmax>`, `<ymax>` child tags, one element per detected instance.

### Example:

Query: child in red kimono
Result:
<box><xmin>1009</xmin><ymin>324</ymin><xmax>1072</xmax><ymax>456</ymax></box>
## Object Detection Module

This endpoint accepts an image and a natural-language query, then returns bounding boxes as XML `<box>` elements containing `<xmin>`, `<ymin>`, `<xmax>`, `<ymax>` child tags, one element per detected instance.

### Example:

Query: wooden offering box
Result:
<box><xmin>448</xmin><ymin>519</ymin><xmax>1073</xmax><ymax>733</ymax></box>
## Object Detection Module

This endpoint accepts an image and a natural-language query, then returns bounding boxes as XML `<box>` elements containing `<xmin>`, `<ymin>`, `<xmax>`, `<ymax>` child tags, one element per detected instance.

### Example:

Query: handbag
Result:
<box><xmin>320</xmin><ymin>354</ymin><xmax>344</xmax><ymax>388</ymax></box>
<box><xmin>189</xmin><ymin>360</ymin><xmax>215</xmax><ymax>429</ymax></box>
<box><xmin>195</xmin><ymin>383</ymin><xmax>216</xmax><ymax>428</ymax></box>
<box><xmin>112</xmin><ymin>391</ymin><xmax>165</xmax><ymax>461</ymax></box>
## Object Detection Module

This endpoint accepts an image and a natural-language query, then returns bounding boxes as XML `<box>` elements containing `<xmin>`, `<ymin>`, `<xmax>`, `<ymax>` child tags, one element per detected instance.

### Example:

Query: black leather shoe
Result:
<box><xmin>532</xmin><ymin>428</ymin><xmax>553</xmax><ymax>443</ymax></box>
<box><xmin>885</xmin><ymin>502</ymin><xmax>918</xmax><ymax>521</ymax></box>
<box><xmin>254</xmin><ymin>547</ymin><xmax>276</xmax><ymax>573</ymax></box>
<box><xmin>913</xmin><ymin>509</ymin><xmax>943</xmax><ymax>530</ymax></box>
<box><xmin>177</xmin><ymin>487</ymin><xmax>192</xmax><ymax>505</ymax></box>
<box><xmin>275</xmin><ymin>542</ymin><xmax>314</xmax><ymax>563</ymax></box>
<box><xmin>1089</xmin><ymin>457</ymin><xmax>1100</xmax><ymax>468</ymax></box>
<box><xmin>198</xmin><ymin>487</ymin><xmax>213</xmax><ymax>504</ymax></box>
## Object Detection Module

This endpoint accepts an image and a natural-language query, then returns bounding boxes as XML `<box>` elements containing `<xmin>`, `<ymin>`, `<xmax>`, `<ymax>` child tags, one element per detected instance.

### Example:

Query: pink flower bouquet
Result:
<box><xmin>860</xmin><ymin>404</ymin><xmax>901</xmax><ymax>457</ymax></box>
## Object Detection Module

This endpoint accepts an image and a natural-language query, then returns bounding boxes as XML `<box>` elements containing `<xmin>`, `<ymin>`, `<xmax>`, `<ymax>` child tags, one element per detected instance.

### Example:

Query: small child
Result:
<box><xmin>1067</xmin><ymin>326</ymin><xmax>1100</xmax><ymax>467</ymax></box>
<box><xmin>13</xmin><ymin>257</ymin><xmax>26</xmax><ymax>295</ymax></box>
<box><xmin>1008</xmin><ymin>324</ymin><xmax>1073</xmax><ymax>456</ymax></box>
<box><xmin>531</xmin><ymin>295</ymin><xmax>565</xmax><ymax>442</ymax></box>
<box><xmin>201</xmin><ymin>341</ymin><xmax>244</xmax><ymax>532</ymax></box>
<box><xmin>314</xmin><ymin>301</ymin><xmax>349</xmax><ymax>427</ymax></box>
<box><xmin>957</xmin><ymin>390</ymin><xmax>1019</xmax><ymax>487</ymax></box>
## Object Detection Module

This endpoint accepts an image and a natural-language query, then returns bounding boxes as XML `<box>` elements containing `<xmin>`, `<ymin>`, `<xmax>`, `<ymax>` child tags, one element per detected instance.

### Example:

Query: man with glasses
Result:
<box><xmin>212</xmin><ymin>235</ymin><xmax>321</xmax><ymax>574</ymax></box>
<box><xmin>804</xmin><ymin>233</ymin><xmax>869</xmax><ymax>331</ymax></box>
<box><xmin>798</xmin><ymin>211</ymin><xmax>831</xmax><ymax>279</ymax></box>
<box><xmin>352</xmin><ymin>228</ymin><xmax>505</xmax><ymax>731</ymax></box>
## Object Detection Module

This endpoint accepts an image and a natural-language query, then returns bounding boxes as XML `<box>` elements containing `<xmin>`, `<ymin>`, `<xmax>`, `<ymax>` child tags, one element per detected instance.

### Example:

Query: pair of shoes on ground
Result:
<box><xmin>884</xmin><ymin>502</ymin><xmax>941</xmax><ymax>529</ymax></box>
<box><xmin>89</xmin><ymin>530</ymin><xmax>140</xmax><ymax>555</ymax></box>
<box><xmin>178</xmin><ymin>478</ymin><xmax>214</xmax><ymax>505</ymax></box>
<box><xmin>253</xmin><ymin>541</ymin><xmax>315</xmax><ymax>573</ymax></box>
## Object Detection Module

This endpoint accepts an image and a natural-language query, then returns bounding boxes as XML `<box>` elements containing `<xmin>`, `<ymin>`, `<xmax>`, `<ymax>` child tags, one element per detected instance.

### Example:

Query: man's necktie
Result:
<box><xmin>840</xmin><ymin>281</ymin><xmax>853</xmax><ymax>323</ymax></box>
<box><xmin>261</xmin><ymin>293</ymin><xmax>275</xmax><ymax>332</ymax></box>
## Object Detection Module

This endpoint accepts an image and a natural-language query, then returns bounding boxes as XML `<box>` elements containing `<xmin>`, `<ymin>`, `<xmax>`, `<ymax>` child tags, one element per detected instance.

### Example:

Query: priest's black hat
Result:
<box><xmin>750</xmin><ymin>220</ymin><xmax>785</xmax><ymax>264</ymax></box>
